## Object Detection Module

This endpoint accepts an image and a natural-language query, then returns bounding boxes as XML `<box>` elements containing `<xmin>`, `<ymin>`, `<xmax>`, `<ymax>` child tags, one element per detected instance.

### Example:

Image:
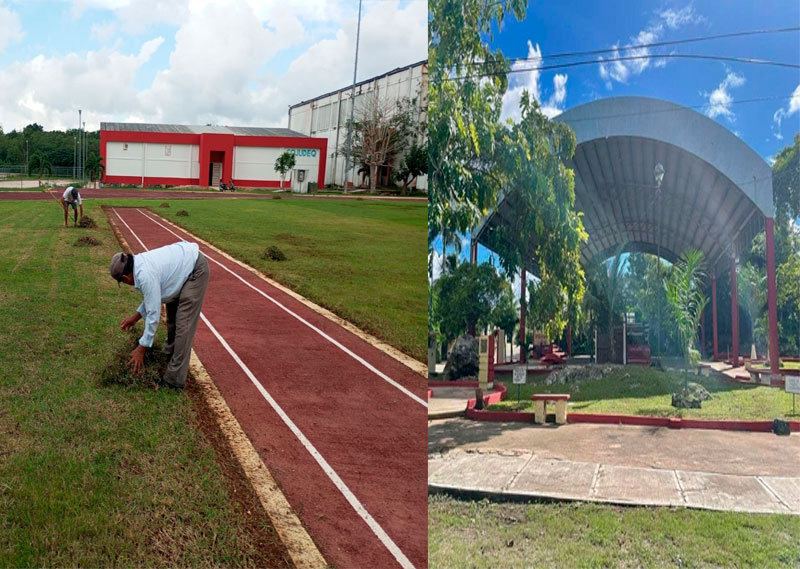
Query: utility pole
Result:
<box><xmin>342</xmin><ymin>0</ymin><xmax>362</xmax><ymax>192</ymax></box>
<box><xmin>78</xmin><ymin>110</ymin><xmax>82</xmax><ymax>185</ymax></box>
<box><xmin>73</xmin><ymin>136</ymin><xmax>76</xmax><ymax>179</ymax></box>
<box><xmin>83</xmin><ymin>121</ymin><xmax>87</xmax><ymax>186</ymax></box>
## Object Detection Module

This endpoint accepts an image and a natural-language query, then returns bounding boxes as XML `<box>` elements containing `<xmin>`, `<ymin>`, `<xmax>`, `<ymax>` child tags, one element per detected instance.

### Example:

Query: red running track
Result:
<box><xmin>109</xmin><ymin>207</ymin><xmax>427</xmax><ymax>569</ymax></box>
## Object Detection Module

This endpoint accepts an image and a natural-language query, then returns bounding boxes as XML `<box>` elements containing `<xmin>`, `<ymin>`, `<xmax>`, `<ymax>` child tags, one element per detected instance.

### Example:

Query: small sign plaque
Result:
<box><xmin>786</xmin><ymin>376</ymin><xmax>800</xmax><ymax>395</ymax></box>
<box><xmin>513</xmin><ymin>366</ymin><xmax>527</xmax><ymax>385</ymax></box>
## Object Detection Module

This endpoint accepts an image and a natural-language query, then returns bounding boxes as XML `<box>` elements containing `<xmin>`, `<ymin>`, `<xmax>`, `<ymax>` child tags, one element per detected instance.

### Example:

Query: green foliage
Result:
<box><xmin>394</xmin><ymin>141</ymin><xmax>428</xmax><ymax>194</ymax></box>
<box><xmin>665</xmin><ymin>249</ymin><xmax>709</xmax><ymax>371</ymax></box>
<box><xmin>84</xmin><ymin>152</ymin><xmax>104</xmax><ymax>184</ymax></box>
<box><xmin>0</xmin><ymin>124</ymin><xmax>99</xmax><ymax>169</ymax></box>
<box><xmin>274</xmin><ymin>150</ymin><xmax>296</xmax><ymax>177</ymax></box>
<box><xmin>490</xmin><ymin>282</ymin><xmax>517</xmax><ymax>339</ymax></box>
<box><xmin>737</xmin><ymin>262</ymin><xmax>767</xmax><ymax>352</ymax></box>
<box><xmin>28</xmin><ymin>152</ymin><xmax>52</xmax><ymax>179</ymax></box>
<box><xmin>583</xmin><ymin>245</ymin><xmax>628</xmax><ymax>361</ymax></box>
<box><xmin>772</xmin><ymin>132</ymin><xmax>799</xmax><ymax>221</ymax></box>
<box><xmin>777</xmin><ymin>253</ymin><xmax>800</xmax><ymax>355</ymax></box>
<box><xmin>624</xmin><ymin>253</ymin><xmax>679</xmax><ymax>354</ymax></box>
<box><xmin>432</xmin><ymin>262</ymin><xmax>505</xmax><ymax>342</ymax></box>
<box><xmin>428</xmin><ymin>0</ymin><xmax>527</xmax><ymax>239</ymax></box>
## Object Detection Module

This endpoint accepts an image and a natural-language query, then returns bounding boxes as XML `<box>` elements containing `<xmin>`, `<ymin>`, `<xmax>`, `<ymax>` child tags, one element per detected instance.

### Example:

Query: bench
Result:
<box><xmin>530</xmin><ymin>393</ymin><xmax>570</xmax><ymax>425</ymax></box>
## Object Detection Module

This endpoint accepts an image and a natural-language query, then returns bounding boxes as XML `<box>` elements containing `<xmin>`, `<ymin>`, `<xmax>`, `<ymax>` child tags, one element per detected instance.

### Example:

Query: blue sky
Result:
<box><xmin>0</xmin><ymin>0</ymin><xmax>427</xmax><ymax>131</ymax></box>
<box><xmin>431</xmin><ymin>0</ymin><xmax>800</xmax><ymax>281</ymax></box>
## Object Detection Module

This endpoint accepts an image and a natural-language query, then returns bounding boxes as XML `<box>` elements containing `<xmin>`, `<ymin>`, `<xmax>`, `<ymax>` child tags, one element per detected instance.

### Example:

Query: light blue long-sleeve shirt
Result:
<box><xmin>134</xmin><ymin>241</ymin><xmax>200</xmax><ymax>348</ymax></box>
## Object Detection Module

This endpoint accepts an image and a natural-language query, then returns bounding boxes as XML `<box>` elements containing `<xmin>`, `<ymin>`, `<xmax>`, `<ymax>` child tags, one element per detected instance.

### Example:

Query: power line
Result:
<box><xmin>461</xmin><ymin>26</ymin><xmax>800</xmax><ymax>67</ymax></box>
<box><xmin>457</xmin><ymin>52</ymin><xmax>800</xmax><ymax>81</ymax></box>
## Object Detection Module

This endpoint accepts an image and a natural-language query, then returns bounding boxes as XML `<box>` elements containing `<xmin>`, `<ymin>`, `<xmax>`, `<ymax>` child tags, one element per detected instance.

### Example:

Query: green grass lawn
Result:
<box><xmin>754</xmin><ymin>361</ymin><xmax>800</xmax><ymax>371</ymax></box>
<box><xmin>429</xmin><ymin>494</ymin><xmax>800</xmax><ymax>568</ymax></box>
<box><xmin>489</xmin><ymin>366</ymin><xmax>798</xmax><ymax>420</ymax></box>
<box><xmin>0</xmin><ymin>201</ymin><xmax>290</xmax><ymax>567</ymax></box>
<box><xmin>120</xmin><ymin>198</ymin><xmax>426</xmax><ymax>361</ymax></box>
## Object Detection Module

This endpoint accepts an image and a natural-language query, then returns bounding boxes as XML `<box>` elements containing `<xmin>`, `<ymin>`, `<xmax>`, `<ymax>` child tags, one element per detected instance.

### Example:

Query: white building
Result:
<box><xmin>288</xmin><ymin>60</ymin><xmax>428</xmax><ymax>190</ymax></box>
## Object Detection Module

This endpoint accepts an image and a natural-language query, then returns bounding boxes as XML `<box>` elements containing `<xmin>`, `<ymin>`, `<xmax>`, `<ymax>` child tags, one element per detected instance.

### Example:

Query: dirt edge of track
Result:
<box><xmin>150</xmin><ymin>210</ymin><xmax>427</xmax><ymax>377</ymax></box>
<box><xmin>103</xmin><ymin>206</ymin><xmax>326</xmax><ymax>569</ymax></box>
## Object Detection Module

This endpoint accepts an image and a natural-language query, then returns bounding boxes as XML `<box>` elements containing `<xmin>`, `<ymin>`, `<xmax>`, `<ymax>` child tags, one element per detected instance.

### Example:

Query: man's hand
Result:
<box><xmin>128</xmin><ymin>344</ymin><xmax>147</xmax><ymax>375</ymax></box>
<box><xmin>120</xmin><ymin>312</ymin><xmax>141</xmax><ymax>331</ymax></box>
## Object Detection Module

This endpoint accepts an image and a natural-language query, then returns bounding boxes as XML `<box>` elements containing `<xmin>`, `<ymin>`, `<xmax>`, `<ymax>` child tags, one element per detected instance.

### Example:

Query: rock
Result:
<box><xmin>544</xmin><ymin>364</ymin><xmax>617</xmax><ymax>386</ymax></box>
<box><xmin>773</xmin><ymin>419</ymin><xmax>791</xmax><ymax>436</ymax></box>
<box><xmin>443</xmin><ymin>335</ymin><xmax>478</xmax><ymax>380</ymax></box>
<box><xmin>671</xmin><ymin>382</ymin><xmax>712</xmax><ymax>409</ymax></box>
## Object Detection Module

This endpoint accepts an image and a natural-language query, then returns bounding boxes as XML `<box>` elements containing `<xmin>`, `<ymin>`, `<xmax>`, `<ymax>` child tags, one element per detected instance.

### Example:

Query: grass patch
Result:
<box><xmin>140</xmin><ymin>198</ymin><xmax>426</xmax><ymax>361</ymax></box>
<box><xmin>175</xmin><ymin>209</ymin><xmax>189</xmax><ymax>216</ymax></box>
<box><xmin>489</xmin><ymin>366</ymin><xmax>798</xmax><ymax>420</ymax></box>
<box><xmin>100</xmin><ymin>336</ymin><xmax>168</xmax><ymax>389</ymax></box>
<box><xmin>0</xmin><ymin>201</ymin><xmax>290</xmax><ymax>568</ymax></box>
<box><xmin>429</xmin><ymin>494</ymin><xmax>800</xmax><ymax>568</ymax></box>
<box><xmin>159</xmin><ymin>202</ymin><xmax>170</xmax><ymax>208</ymax></box>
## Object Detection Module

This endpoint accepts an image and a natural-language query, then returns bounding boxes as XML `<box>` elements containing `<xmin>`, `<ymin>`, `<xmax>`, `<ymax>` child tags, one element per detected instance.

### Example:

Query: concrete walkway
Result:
<box><xmin>429</xmin><ymin>418</ymin><xmax>800</xmax><ymax>515</ymax></box>
<box><xmin>428</xmin><ymin>387</ymin><xmax>473</xmax><ymax>419</ymax></box>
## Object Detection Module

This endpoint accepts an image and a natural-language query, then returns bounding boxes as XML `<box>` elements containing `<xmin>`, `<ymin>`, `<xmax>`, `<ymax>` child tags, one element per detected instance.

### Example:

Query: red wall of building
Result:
<box><xmin>100</xmin><ymin>129</ymin><xmax>327</xmax><ymax>188</ymax></box>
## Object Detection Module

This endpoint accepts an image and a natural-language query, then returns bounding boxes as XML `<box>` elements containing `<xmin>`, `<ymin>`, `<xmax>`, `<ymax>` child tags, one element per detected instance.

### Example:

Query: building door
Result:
<box><xmin>210</xmin><ymin>162</ymin><xmax>222</xmax><ymax>186</ymax></box>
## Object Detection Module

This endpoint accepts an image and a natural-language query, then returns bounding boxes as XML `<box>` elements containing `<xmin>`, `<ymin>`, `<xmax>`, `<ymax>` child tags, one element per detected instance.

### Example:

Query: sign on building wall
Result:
<box><xmin>288</xmin><ymin>148</ymin><xmax>317</xmax><ymax>158</ymax></box>
<box><xmin>122</xmin><ymin>143</ymin><xmax>129</xmax><ymax>151</ymax></box>
<box><xmin>164</xmin><ymin>145</ymin><xmax>172</xmax><ymax>157</ymax></box>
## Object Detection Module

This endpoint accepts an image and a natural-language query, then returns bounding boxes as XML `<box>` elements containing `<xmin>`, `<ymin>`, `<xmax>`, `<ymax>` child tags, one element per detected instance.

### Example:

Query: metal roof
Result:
<box><xmin>100</xmin><ymin>122</ymin><xmax>309</xmax><ymax>137</ymax></box>
<box><xmin>473</xmin><ymin>97</ymin><xmax>774</xmax><ymax>277</ymax></box>
<box><xmin>288</xmin><ymin>60</ymin><xmax>428</xmax><ymax>110</ymax></box>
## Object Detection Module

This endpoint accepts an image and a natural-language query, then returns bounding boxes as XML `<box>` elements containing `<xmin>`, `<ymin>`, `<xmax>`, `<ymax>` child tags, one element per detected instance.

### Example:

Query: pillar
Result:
<box><xmin>712</xmin><ymin>275</ymin><xmax>718</xmax><ymax>360</ymax></box>
<box><xmin>730</xmin><ymin>252</ymin><xmax>739</xmax><ymax>366</ymax></box>
<box><xmin>765</xmin><ymin>217</ymin><xmax>780</xmax><ymax>374</ymax></box>
<box><xmin>520</xmin><ymin>268</ymin><xmax>526</xmax><ymax>363</ymax></box>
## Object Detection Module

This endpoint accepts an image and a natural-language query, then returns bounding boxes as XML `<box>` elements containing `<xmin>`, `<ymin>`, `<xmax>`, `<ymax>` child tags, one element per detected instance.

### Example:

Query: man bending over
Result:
<box><xmin>109</xmin><ymin>241</ymin><xmax>209</xmax><ymax>388</ymax></box>
<box><xmin>61</xmin><ymin>186</ymin><xmax>83</xmax><ymax>227</ymax></box>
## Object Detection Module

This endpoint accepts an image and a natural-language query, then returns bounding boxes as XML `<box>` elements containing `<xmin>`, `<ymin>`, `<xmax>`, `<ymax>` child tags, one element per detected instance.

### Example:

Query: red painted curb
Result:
<box><xmin>464</xmin><ymin>384</ymin><xmax>800</xmax><ymax>433</ymax></box>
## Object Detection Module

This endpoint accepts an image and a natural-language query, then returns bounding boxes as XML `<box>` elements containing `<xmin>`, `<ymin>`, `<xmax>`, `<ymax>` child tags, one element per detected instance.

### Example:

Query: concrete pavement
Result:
<box><xmin>429</xmin><ymin>418</ymin><xmax>800</xmax><ymax>514</ymax></box>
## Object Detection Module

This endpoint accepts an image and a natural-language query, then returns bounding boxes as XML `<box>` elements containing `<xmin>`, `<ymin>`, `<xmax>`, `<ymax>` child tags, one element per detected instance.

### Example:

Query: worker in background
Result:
<box><xmin>61</xmin><ymin>186</ymin><xmax>83</xmax><ymax>227</ymax></box>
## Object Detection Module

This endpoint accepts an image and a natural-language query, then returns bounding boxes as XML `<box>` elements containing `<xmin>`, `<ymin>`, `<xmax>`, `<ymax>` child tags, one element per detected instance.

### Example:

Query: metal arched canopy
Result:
<box><xmin>472</xmin><ymin>96</ymin><xmax>775</xmax><ymax>276</ymax></box>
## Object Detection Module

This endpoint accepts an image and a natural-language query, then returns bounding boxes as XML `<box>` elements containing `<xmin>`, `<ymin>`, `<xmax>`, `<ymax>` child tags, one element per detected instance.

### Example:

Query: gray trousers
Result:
<box><xmin>162</xmin><ymin>252</ymin><xmax>209</xmax><ymax>387</ymax></box>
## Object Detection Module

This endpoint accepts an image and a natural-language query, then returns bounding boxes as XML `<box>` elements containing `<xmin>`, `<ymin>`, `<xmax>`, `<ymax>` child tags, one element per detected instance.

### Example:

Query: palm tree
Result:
<box><xmin>665</xmin><ymin>249</ymin><xmax>709</xmax><ymax>376</ymax></box>
<box><xmin>584</xmin><ymin>244</ymin><xmax>628</xmax><ymax>362</ymax></box>
<box><xmin>84</xmin><ymin>153</ymin><xmax>105</xmax><ymax>188</ymax></box>
<box><xmin>28</xmin><ymin>153</ymin><xmax>53</xmax><ymax>186</ymax></box>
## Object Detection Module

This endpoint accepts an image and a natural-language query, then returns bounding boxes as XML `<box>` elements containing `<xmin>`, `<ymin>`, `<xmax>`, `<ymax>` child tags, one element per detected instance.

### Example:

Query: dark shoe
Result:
<box><xmin>157</xmin><ymin>378</ymin><xmax>184</xmax><ymax>390</ymax></box>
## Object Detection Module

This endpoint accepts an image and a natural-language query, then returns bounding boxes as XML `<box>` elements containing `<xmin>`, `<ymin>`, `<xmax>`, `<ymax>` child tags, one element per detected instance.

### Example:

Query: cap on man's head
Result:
<box><xmin>70</xmin><ymin>188</ymin><xmax>78</xmax><ymax>201</ymax></box>
<box><xmin>109</xmin><ymin>252</ymin><xmax>132</xmax><ymax>286</ymax></box>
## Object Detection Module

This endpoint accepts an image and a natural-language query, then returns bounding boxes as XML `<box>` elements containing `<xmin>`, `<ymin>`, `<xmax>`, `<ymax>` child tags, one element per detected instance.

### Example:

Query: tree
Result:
<box><xmin>343</xmin><ymin>94</ymin><xmax>420</xmax><ymax>193</ymax></box>
<box><xmin>772</xmin><ymin>133</ymin><xmax>799</xmax><ymax>222</ymax></box>
<box><xmin>490</xmin><ymin>282</ymin><xmax>518</xmax><ymax>339</ymax></box>
<box><xmin>584</xmin><ymin>245</ymin><xmax>628</xmax><ymax>363</ymax></box>
<box><xmin>84</xmin><ymin>153</ymin><xmax>104</xmax><ymax>188</ymax></box>
<box><xmin>393</xmin><ymin>141</ymin><xmax>428</xmax><ymax>195</ymax></box>
<box><xmin>429</xmin><ymin>0</ymin><xmax>528</xmax><ymax>242</ymax></box>
<box><xmin>665</xmin><ymin>249</ymin><xmax>709</xmax><ymax>374</ymax></box>
<box><xmin>737</xmin><ymin>262</ymin><xmax>767</xmax><ymax>354</ymax></box>
<box><xmin>432</xmin><ymin>262</ymin><xmax>504</xmax><ymax>343</ymax></box>
<box><xmin>28</xmin><ymin>152</ymin><xmax>53</xmax><ymax>185</ymax></box>
<box><xmin>483</xmin><ymin>93</ymin><xmax>587</xmax><ymax>342</ymax></box>
<box><xmin>274</xmin><ymin>151</ymin><xmax>296</xmax><ymax>190</ymax></box>
<box><xmin>625</xmin><ymin>252</ymin><xmax>680</xmax><ymax>354</ymax></box>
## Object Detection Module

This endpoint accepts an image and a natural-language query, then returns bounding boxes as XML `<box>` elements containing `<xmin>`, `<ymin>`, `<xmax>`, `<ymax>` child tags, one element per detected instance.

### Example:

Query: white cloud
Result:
<box><xmin>703</xmin><ymin>70</ymin><xmax>745</xmax><ymax>122</ymax></box>
<box><xmin>0</xmin><ymin>0</ymin><xmax>425</xmax><ymax>130</ymax></box>
<box><xmin>501</xmin><ymin>41</ymin><xmax>568</xmax><ymax>122</ymax></box>
<box><xmin>598</xmin><ymin>3</ymin><xmax>704</xmax><ymax>89</ymax></box>
<box><xmin>0</xmin><ymin>2</ymin><xmax>23</xmax><ymax>53</ymax></box>
<box><xmin>772</xmin><ymin>83</ymin><xmax>800</xmax><ymax>140</ymax></box>
<box><xmin>659</xmin><ymin>4</ymin><xmax>706</xmax><ymax>29</ymax></box>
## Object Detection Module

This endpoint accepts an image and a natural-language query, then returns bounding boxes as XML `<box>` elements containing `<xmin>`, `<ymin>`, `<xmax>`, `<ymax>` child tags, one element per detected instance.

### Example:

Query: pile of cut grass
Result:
<box><xmin>261</xmin><ymin>245</ymin><xmax>287</xmax><ymax>261</ymax></box>
<box><xmin>176</xmin><ymin>209</ymin><xmax>189</xmax><ymax>216</ymax></box>
<box><xmin>74</xmin><ymin>235</ymin><xmax>101</xmax><ymax>247</ymax></box>
<box><xmin>77</xmin><ymin>215</ymin><xmax>97</xmax><ymax>228</ymax></box>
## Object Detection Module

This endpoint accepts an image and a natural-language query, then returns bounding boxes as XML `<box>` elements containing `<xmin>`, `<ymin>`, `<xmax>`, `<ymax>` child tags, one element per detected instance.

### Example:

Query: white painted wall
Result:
<box><xmin>233</xmin><ymin>145</ymin><xmax>320</xmax><ymax>185</ymax></box>
<box><xmin>288</xmin><ymin>61</ymin><xmax>428</xmax><ymax>189</ymax></box>
<box><xmin>106</xmin><ymin>141</ymin><xmax>195</xmax><ymax>179</ymax></box>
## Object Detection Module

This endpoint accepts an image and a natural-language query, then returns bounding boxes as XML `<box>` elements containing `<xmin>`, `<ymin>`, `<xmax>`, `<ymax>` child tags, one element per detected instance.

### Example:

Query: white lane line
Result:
<box><xmin>116</xmin><ymin>208</ymin><xmax>418</xmax><ymax>569</ymax></box>
<box><xmin>200</xmin><ymin>314</ymin><xmax>416</xmax><ymax>569</ymax></box>
<box><xmin>112</xmin><ymin>208</ymin><xmax>148</xmax><ymax>251</ymax></box>
<box><xmin>135</xmin><ymin>207</ymin><xmax>427</xmax><ymax>408</ymax></box>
